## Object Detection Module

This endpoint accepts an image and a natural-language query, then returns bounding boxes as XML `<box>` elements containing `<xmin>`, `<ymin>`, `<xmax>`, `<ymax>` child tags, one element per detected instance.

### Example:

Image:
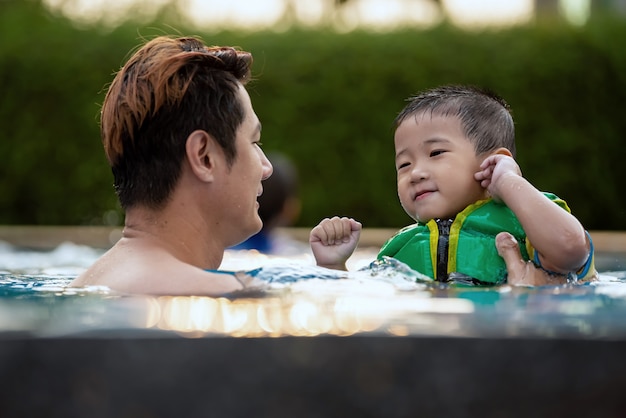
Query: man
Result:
<box><xmin>71</xmin><ymin>36</ymin><xmax>272</xmax><ymax>295</ymax></box>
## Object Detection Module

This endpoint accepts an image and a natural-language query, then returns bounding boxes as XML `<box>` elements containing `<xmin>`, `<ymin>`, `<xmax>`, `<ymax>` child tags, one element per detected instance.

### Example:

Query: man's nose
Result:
<box><xmin>261</xmin><ymin>153</ymin><xmax>273</xmax><ymax>180</ymax></box>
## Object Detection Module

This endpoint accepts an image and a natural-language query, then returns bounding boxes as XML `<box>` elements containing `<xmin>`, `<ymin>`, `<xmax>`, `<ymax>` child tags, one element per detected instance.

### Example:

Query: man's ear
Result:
<box><xmin>186</xmin><ymin>130</ymin><xmax>217</xmax><ymax>182</ymax></box>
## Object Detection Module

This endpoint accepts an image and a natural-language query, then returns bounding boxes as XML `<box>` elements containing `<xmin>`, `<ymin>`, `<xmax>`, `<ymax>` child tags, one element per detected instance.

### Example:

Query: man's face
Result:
<box><xmin>219</xmin><ymin>85</ymin><xmax>273</xmax><ymax>245</ymax></box>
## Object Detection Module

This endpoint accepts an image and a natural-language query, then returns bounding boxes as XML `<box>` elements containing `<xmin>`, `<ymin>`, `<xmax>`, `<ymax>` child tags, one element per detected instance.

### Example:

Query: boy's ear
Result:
<box><xmin>185</xmin><ymin>130</ymin><xmax>218</xmax><ymax>182</ymax></box>
<box><xmin>492</xmin><ymin>147</ymin><xmax>513</xmax><ymax>157</ymax></box>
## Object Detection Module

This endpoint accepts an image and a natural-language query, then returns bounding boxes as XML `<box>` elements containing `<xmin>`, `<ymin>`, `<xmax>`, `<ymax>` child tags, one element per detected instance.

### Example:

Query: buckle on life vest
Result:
<box><xmin>447</xmin><ymin>272</ymin><xmax>500</xmax><ymax>286</ymax></box>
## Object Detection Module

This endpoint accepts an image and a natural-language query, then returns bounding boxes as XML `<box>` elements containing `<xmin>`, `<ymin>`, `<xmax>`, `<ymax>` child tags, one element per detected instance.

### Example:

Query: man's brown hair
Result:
<box><xmin>101</xmin><ymin>36</ymin><xmax>253</xmax><ymax>209</ymax></box>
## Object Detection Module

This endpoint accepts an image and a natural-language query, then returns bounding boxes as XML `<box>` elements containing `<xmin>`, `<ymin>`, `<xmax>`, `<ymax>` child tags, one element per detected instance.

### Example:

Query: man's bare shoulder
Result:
<box><xmin>70</xmin><ymin>245</ymin><xmax>244</xmax><ymax>296</ymax></box>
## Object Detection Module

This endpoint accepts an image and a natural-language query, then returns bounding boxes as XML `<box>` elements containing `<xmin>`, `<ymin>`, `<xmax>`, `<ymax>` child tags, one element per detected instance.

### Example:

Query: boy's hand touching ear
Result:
<box><xmin>310</xmin><ymin>216</ymin><xmax>362</xmax><ymax>270</ymax></box>
<box><xmin>474</xmin><ymin>154</ymin><xmax>522</xmax><ymax>202</ymax></box>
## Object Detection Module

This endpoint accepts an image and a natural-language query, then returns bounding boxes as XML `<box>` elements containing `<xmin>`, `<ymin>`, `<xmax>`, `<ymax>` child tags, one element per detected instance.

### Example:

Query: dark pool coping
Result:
<box><xmin>0</xmin><ymin>334</ymin><xmax>625</xmax><ymax>417</ymax></box>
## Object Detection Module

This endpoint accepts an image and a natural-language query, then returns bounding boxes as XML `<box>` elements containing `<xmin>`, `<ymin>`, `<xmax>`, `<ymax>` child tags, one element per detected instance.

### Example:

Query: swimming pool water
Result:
<box><xmin>2</xmin><ymin>240</ymin><xmax>626</xmax><ymax>339</ymax></box>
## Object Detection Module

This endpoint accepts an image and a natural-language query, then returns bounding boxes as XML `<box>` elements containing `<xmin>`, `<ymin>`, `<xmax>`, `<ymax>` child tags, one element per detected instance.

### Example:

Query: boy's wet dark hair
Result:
<box><xmin>100</xmin><ymin>36</ymin><xmax>253</xmax><ymax>209</ymax></box>
<box><xmin>395</xmin><ymin>85</ymin><xmax>516</xmax><ymax>157</ymax></box>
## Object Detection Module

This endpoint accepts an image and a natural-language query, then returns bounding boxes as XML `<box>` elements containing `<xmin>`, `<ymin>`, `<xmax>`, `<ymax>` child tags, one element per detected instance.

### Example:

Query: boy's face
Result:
<box><xmin>394</xmin><ymin>112</ymin><xmax>489</xmax><ymax>223</ymax></box>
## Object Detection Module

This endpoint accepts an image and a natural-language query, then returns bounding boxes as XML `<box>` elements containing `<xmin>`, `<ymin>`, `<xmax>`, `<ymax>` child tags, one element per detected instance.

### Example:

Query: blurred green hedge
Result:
<box><xmin>2</xmin><ymin>1</ymin><xmax>625</xmax><ymax>230</ymax></box>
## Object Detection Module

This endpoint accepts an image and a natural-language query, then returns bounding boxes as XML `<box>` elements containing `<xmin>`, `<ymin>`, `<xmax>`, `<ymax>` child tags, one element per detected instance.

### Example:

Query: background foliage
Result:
<box><xmin>1</xmin><ymin>0</ymin><xmax>625</xmax><ymax>230</ymax></box>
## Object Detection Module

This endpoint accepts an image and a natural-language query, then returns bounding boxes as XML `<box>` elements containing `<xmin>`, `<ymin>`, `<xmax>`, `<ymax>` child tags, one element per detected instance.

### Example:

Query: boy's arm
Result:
<box><xmin>475</xmin><ymin>155</ymin><xmax>590</xmax><ymax>274</ymax></box>
<box><xmin>309</xmin><ymin>216</ymin><xmax>362</xmax><ymax>270</ymax></box>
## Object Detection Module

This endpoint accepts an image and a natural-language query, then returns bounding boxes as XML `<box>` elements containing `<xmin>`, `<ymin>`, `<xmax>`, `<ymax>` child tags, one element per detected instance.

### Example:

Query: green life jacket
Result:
<box><xmin>377</xmin><ymin>193</ymin><xmax>570</xmax><ymax>285</ymax></box>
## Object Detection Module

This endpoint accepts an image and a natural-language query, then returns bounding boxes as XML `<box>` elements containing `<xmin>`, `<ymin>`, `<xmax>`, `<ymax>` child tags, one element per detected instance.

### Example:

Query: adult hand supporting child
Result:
<box><xmin>495</xmin><ymin>232</ymin><xmax>570</xmax><ymax>286</ymax></box>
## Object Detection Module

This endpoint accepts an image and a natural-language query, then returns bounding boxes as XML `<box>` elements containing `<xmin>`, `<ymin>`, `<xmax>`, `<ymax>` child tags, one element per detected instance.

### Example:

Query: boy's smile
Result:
<box><xmin>415</xmin><ymin>190</ymin><xmax>434</xmax><ymax>200</ymax></box>
<box><xmin>394</xmin><ymin>112</ymin><xmax>489</xmax><ymax>223</ymax></box>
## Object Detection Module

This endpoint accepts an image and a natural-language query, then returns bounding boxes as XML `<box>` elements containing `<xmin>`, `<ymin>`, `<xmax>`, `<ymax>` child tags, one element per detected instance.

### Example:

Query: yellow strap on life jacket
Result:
<box><xmin>447</xmin><ymin>199</ymin><xmax>492</xmax><ymax>275</ymax></box>
<box><xmin>426</xmin><ymin>219</ymin><xmax>439</xmax><ymax>277</ymax></box>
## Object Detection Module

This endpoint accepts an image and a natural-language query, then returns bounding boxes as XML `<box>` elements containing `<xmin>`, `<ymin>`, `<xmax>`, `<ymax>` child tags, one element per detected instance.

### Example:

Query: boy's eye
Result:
<box><xmin>430</xmin><ymin>149</ymin><xmax>445</xmax><ymax>157</ymax></box>
<box><xmin>397</xmin><ymin>162</ymin><xmax>410</xmax><ymax>170</ymax></box>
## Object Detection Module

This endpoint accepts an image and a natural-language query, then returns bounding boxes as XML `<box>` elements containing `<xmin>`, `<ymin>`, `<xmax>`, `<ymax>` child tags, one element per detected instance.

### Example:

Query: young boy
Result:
<box><xmin>310</xmin><ymin>85</ymin><xmax>595</xmax><ymax>285</ymax></box>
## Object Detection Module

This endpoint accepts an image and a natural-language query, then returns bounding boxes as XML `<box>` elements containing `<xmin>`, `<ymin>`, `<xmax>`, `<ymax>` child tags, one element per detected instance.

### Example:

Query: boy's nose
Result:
<box><xmin>410</xmin><ymin>165</ymin><xmax>428</xmax><ymax>182</ymax></box>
